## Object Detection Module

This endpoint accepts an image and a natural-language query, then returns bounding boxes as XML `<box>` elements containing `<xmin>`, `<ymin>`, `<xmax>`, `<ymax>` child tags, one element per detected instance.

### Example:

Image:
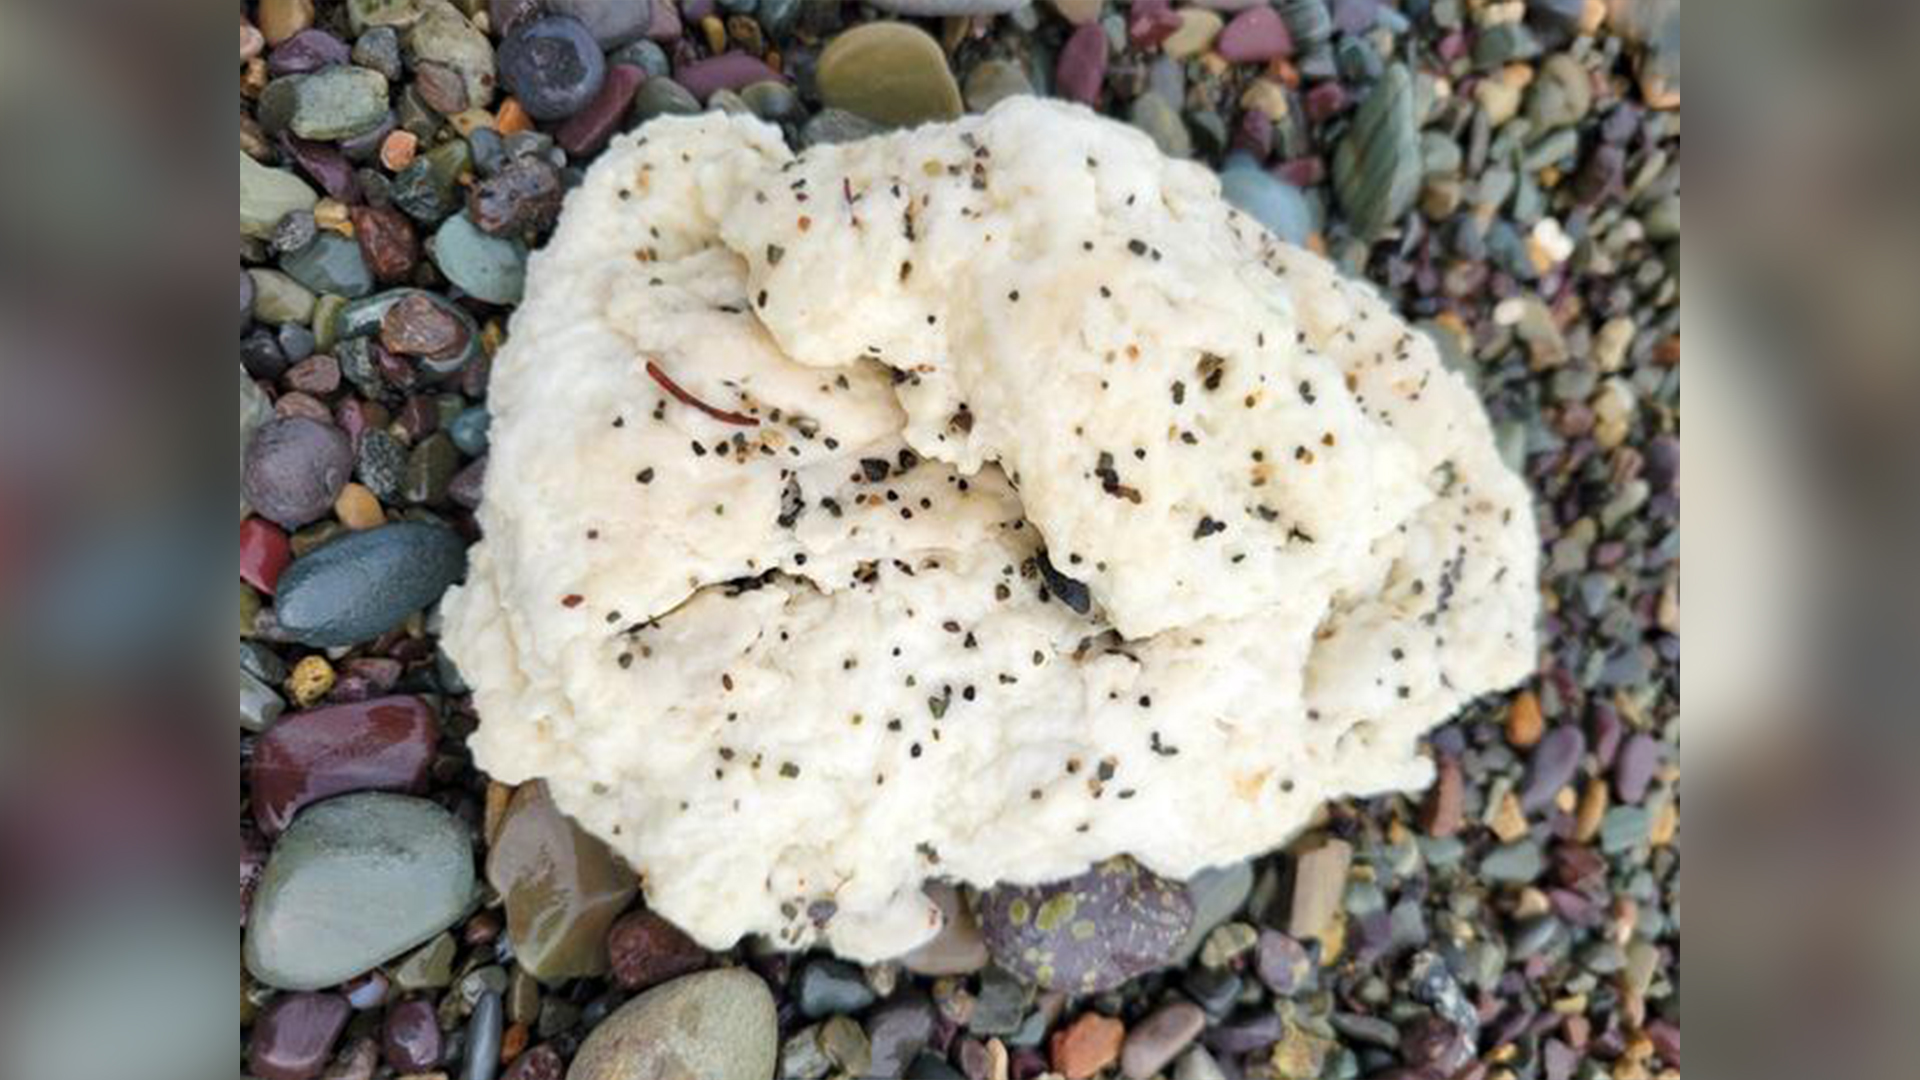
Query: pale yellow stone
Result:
<box><xmin>1049</xmin><ymin>0</ymin><xmax>1103</xmax><ymax>25</ymax></box>
<box><xmin>334</xmin><ymin>483</ymin><xmax>386</xmax><ymax>530</ymax></box>
<box><xmin>1163</xmin><ymin>9</ymin><xmax>1223</xmax><ymax>59</ymax></box>
<box><xmin>287</xmin><ymin>655</ymin><xmax>336</xmax><ymax>708</ymax></box>
<box><xmin>1240</xmin><ymin>78</ymin><xmax>1291</xmax><ymax>121</ymax></box>
<box><xmin>1489</xmin><ymin>790</ymin><xmax>1529</xmax><ymax>842</ymax></box>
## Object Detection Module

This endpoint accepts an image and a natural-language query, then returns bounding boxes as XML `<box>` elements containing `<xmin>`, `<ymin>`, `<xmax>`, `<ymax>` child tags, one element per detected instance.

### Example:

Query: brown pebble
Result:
<box><xmin>1574</xmin><ymin>776</ymin><xmax>1608</xmax><ymax>842</ymax></box>
<box><xmin>286</xmin><ymin>354</ymin><xmax>341</xmax><ymax>396</ymax></box>
<box><xmin>1423</xmin><ymin>755</ymin><xmax>1464</xmax><ymax>837</ymax></box>
<box><xmin>351</xmin><ymin>205</ymin><xmax>420</xmax><ymax>284</ymax></box>
<box><xmin>606</xmin><ymin>908</ymin><xmax>708</xmax><ymax>991</ymax></box>
<box><xmin>382</xmin><ymin>294</ymin><xmax>468</xmax><ymax>358</ymax></box>
<box><xmin>414</xmin><ymin>60</ymin><xmax>471</xmax><ymax>116</ymax></box>
<box><xmin>1506</xmin><ymin>688</ymin><xmax>1544</xmax><ymax>748</ymax></box>
<box><xmin>274</xmin><ymin>390</ymin><xmax>333</xmax><ymax>423</ymax></box>
<box><xmin>1050</xmin><ymin>1012</ymin><xmax>1124</xmax><ymax>1080</ymax></box>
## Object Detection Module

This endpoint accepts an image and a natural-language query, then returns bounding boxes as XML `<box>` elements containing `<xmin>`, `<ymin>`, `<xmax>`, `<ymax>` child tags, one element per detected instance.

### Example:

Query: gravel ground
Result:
<box><xmin>238</xmin><ymin>2</ymin><xmax>1680</xmax><ymax>1079</ymax></box>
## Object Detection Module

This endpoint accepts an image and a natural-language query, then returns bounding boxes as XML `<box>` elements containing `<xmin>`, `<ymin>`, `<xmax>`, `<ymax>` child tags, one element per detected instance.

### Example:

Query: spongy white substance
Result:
<box><xmin>440</xmin><ymin>100</ymin><xmax>1537</xmax><ymax>961</ymax></box>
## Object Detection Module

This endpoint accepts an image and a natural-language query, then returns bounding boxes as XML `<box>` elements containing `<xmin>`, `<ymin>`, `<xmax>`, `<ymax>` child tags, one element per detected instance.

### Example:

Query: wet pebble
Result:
<box><xmin>382</xmin><ymin>997</ymin><xmax>445</xmax><ymax>1072</ymax></box>
<box><xmin>251</xmin><ymin>695</ymin><xmax>439</xmax><ymax>834</ymax></box>
<box><xmin>499</xmin><ymin>14</ymin><xmax>610</xmax><ymax>121</ymax></box>
<box><xmin>631</xmin><ymin>75</ymin><xmax>701</xmax><ymax>120</ymax></box>
<box><xmin>272</xmin><ymin>520</ymin><xmax>467</xmax><ymax>647</ymax></box>
<box><xmin>556</xmin><ymin>64</ymin><xmax>646</xmax><ymax>156</ymax></box>
<box><xmin>978</xmin><ymin>857</ymin><xmax>1193</xmax><ymax>994</ymax></box>
<box><xmin>249</xmin><ymin>991</ymin><xmax>352</xmax><ymax>1080</ymax></box>
<box><xmin>607</xmin><ymin>908</ymin><xmax>709</xmax><ymax>991</ymax></box>
<box><xmin>1051</xmin><ymin>1012</ymin><xmax>1124</xmax><ymax>1080</ymax></box>
<box><xmin>468</xmin><ymin>158</ymin><xmax>564</xmax><ymax>238</ymax></box>
<box><xmin>271</xmin><ymin>29</ymin><xmax>352</xmax><ymax>76</ymax></box>
<box><xmin>1615</xmin><ymin>731</ymin><xmax>1662</xmax><ymax>803</ymax></box>
<box><xmin>567</xmin><ymin>969</ymin><xmax>777</xmax><ymax>1080</ymax></box>
<box><xmin>407</xmin><ymin>0</ymin><xmax>499</xmax><ymax>107</ymax></box>
<box><xmin>245</xmin><ymin>417</ymin><xmax>354</xmax><ymax>530</ymax></box>
<box><xmin>817</xmin><ymin>22</ymin><xmax>962</xmax><ymax>127</ymax></box>
<box><xmin>1120</xmin><ymin>1002</ymin><xmax>1204</xmax><ymax>1079</ymax></box>
<box><xmin>1128</xmin><ymin>93</ymin><xmax>1190</xmax><ymax>158</ymax></box>
<box><xmin>1254</xmin><ymin>929</ymin><xmax>1314</xmax><ymax>995</ymax></box>
<box><xmin>485</xmin><ymin>781</ymin><xmax>638</xmax><ymax>982</ymax></box>
<box><xmin>433</xmin><ymin>212</ymin><xmax>528</xmax><ymax>304</ymax></box>
<box><xmin>677</xmin><ymin>51</ymin><xmax>784</xmax><ymax>102</ymax></box>
<box><xmin>246</xmin><ymin>793</ymin><xmax>475</xmax><ymax>990</ymax></box>
<box><xmin>282</xmin><ymin>231</ymin><xmax>374</xmax><ymax>298</ymax></box>
<box><xmin>1521</xmin><ymin>725</ymin><xmax>1587</xmax><ymax>810</ymax></box>
<box><xmin>797</xmin><ymin>958</ymin><xmax>876</xmax><ymax>1018</ymax></box>
<box><xmin>463</xmin><ymin>989</ymin><xmax>503</xmax><ymax>1080</ymax></box>
<box><xmin>963</xmin><ymin>59</ymin><xmax>1033</xmax><ymax>112</ymax></box>
<box><xmin>1332</xmin><ymin>62</ymin><xmax>1418</xmax><ymax>239</ymax></box>
<box><xmin>1050</xmin><ymin>24</ymin><xmax>1106</xmax><ymax>108</ymax></box>
<box><xmin>865</xmin><ymin>992</ymin><xmax>936</xmax><ymax>1076</ymax></box>
<box><xmin>287</xmin><ymin>66</ymin><xmax>390</xmax><ymax>140</ymax></box>
<box><xmin>350</xmin><ymin>204</ymin><xmax>420</xmax><ymax>283</ymax></box>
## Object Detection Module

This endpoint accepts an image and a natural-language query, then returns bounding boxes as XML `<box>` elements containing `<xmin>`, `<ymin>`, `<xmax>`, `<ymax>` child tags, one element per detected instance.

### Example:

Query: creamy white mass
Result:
<box><xmin>440</xmin><ymin>99</ymin><xmax>1538</xmax><ymax>961</ymax></box>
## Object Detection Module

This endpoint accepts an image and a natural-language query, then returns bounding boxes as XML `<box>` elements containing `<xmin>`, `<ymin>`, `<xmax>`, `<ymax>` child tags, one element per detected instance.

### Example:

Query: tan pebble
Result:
<box><xmin>701</xmin><ymin>14</ymin><xmax>727</xmax><ymax>54</ymax></box>
<box><xmin>500</xmin><ymin>1021</ymin><xmax>528</xmax><ymax>1063</ymax></box>
<box><xmin>986</xmin><ymin>1039</ymin><xmax>1009</xmax><ymax>1080</ymax></box>
<box><xmin>243</xmin><ymin>57</ymin><xmax>269</xmax><ymax>97</ymax></box>
<box><xmin>454</xmin><ymin>107</ymin><xmax>501</xmax><ymax>138</ymax></box>
<box><xmin>335</xmin><ymin>483</ymin><xmax>386</xmax><ymax>530</ymax></box>
<box><xmin>484</xmin><ymin>781</ymin><xmax>515</xmax><ymax>847</ymax></box>
<box><xmin>313</xmin><ymin>198</ymin><xmax>353</xmax><ymax>235</ymax></box>
<box><xmin>240</xmin><ymin>22</ymin><xmax>266</xmax><ymax>63</ymax></box>
<box><xmin>1506</xmin><ymin>689</ymin><xmax>1544</xmax><ymax>747</ymax></box>
<box><xmin>257</xmin><ymin>0</ymin><xmax>315</xmax><ymax>46</ymax></box>
<box><xmin>287</xmin><ymin>655</ymin><xmax>335</xmax><ymax>708</ymax></box>
<box><xmin>1489</xmin><ymin>791</ymin><xmax>1529</xmax><ymax>843</ymax></box>
<box><xmin>1240</xmin><ymin>77</ymin><xmax>1290</xmax><ymax>120</ymax></box>
<box><xmin>381</xmin><ymin>129</ymin><xmax>419</xmax><ymax>171</ymax></box>
<box><xmin>1648</xmin><ymin>797</ymin><xmax>1678</xmax><ymax>846</ymax></box>
<box><xmin>1575</xmin><ymin>777</ymin><xmax>1608</xmax><ymax>842</ymax></box>
<box><xmin>1049</xmin><ymin>0</ymin><xmax>1103</xmax><ymax>25</ymax></box>
<box><xmin>1656</xmin><ymin>576</ymin><xmax>1679</xmax><ymax>633</ymax></box>
<box><xmin>1513</xmin><ymin>887</ymin><xmax>1550</xmax><ymax>919</ymax></box>
<box><xmin>1163</xmin><ymin>9</ymin><xmax>1223</xmax><ymax>59</ymax></box>
<box><xmin>482</xmin><ymin>318</ymin><xmax>508</xmax><ymax>357</ymax></box>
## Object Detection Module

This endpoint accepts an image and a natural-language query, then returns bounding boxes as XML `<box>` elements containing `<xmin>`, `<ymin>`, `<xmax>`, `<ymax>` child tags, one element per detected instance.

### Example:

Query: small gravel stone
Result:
<box><xmin>1054</xmin><ymin>22</ymin><xmax>1108</xmax><ymax>106</ymax></box>
<box><xmin>282</xmin><ymin>231</ymin><xmax>374</xmax><ymax>298</ymax></box>
<box><xmin>1521</xmin><ymin>725</ymin><xmax>1587</xmax><ymax>810</ymax></box>
<box><xmin>797</xmin><ymin>958</ymin><xmax>877</xmax><ymax>1018</ymax></box>
<box><xmin>1219</xmin><ymin>154</ymin><xmax>1314</xmax><ymax>244</ymax></box>
<box><xmin>407</xmin><ymin>0</ymin><xmax>499</xmax><ymax>107</ymax></box>
<box><xmin>1162</xmin><ymin>9</ymin><xmax>1222</xmax><ymax>59</ymax></box>
<box><xmin>675</xmin><ymin>51</ymin><xmax>784</xmax><ymax>101</ymax></box>
<box><xmin>1051</xmin><ymin>1012</ymin><xmax>1124</xmax><ymax>1080</ymax></box>
<box><xmin>1253</xmin><ymin>929</ymin><xmax>1313</xmax><ymax>995</ymax></box>
<box><xmin>979</xmin><ymin>857</ymin><xmax>1193</xmax><ymax>994</ymax></box>
<box><xmin>1216</xmin><ymin>5</ymin><xmax>1292</xmax><ymax>62</ymax></box>
<box><xmin>382</xmin><ymin>998</ymin><xmax>444</xmax><ymax>1072</ymax></box>
<box><xmin>865</xmin><ymin>992</ymin><xmax>937</xmax><ymax>1077</ymax></box>
<box><xmin>607</xmin><ymin>908</ymin><xmax>709</xmax><ymax>991</ymax></box>
<box><xmin>630</xmin><ymin>76</ymin><xmax>701</xmax><ymax>120</ymax></box>
<box><xmin>962</xmin><ymin>59</ymin><xmax>1033</xmax><ymax>112</ymax></box>
<box><xmin>249</xmin><ymin>991</ymin><xmax>351</xmax><ymax>1080</ymax></box>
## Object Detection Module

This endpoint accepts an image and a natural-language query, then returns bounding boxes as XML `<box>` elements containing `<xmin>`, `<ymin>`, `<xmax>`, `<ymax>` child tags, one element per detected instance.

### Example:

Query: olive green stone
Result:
<box><xmin>1332</xmin><ymin>62</ymin><xmax>1420</xmax><ymax>240</ymax></box>
<box><xmin>289</xmin><ymin>66</ymin><xmax>391</xmax><ymax>140</ymax></box>
<box><xmin>485</xmin><ymin>782</ymin><xmax>638</xmax><ymax>984</ymax></box>
<box><xmin>391</xmin><ymin>931</ymin><xmax>458</xmax><ymax>990</ymax></box>
<box><xmin>404</xmin><ymin>432</ymin><xmax>461</xmax><ymax>505</ymax></box>
<box><xmin>248</xmin><ymin>269</ymin><xmax>317</xmax><ymax>325</ymax></box>
<box><xmin>311</xmin><ymin>292</ymin><xmax>347</xmax><ymax>351</ymax></box>
<box><xmin>256</xmin><ymin>76</ymin><xmax>305</xmax><ymax>135</ymax></box>
<box><xmin>801</xmin><ymin>107</ymin><xmax>884</xmax><ymax>147</ymax></box>
<box><xmin>630</xmin><ymin>77</ymin><xmax>700</xmax><ymax>123</ymax></box>
<box><xmin>391</xmin><ymin>139</ymin><xmax>473</xmax><ymax>223</ymax></box>
<box><xmin>245</xmin><ymin>793</ymin><xmax>476</xmax><ymax>991</ymax></box>
<box><xmin>963</xmin><ymin>59</ymin><xmax>1033</xmax><ymax>113</ymax></box>
<box><xmin>240</xmin><ymin>152</ymin><xmax>318</xmax><ymax>239</ymax></box>
<box><xmin>741</xmin><ymin>80</ymin><xmax>800</xmax><ymax>121</ymax></box>
<box><xmin>817</xmin><ymin>22</ymin><xmax>962</xmax><ymax>128</ymax></box>
<box><xmin>407</xmin><ymin>0</ymin><xmax>497</xmax><ymax>108</ymax></box>
<box><xmin>431</xmin><ymin>212</ymin><xmax>526</xmax><ymax>305</ymax></box>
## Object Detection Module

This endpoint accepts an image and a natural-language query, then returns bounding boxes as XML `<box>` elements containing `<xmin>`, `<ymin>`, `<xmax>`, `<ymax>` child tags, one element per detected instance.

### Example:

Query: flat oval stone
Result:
<box><xmin>500</xmin><ymin>14</ymin><xmax>606</xmax><ymax>120</ymax></box>
<box><xmin>630</xmin><ymin>76</ymin><xmax>700</xmax><ymax>121</ymax></box>
<box><xmin>565</xmin><ymin>969</ymin><xmax>776</xmax><ymax>1080</ymax></box>
<box><xmin>796</xmin><ymin>958</ymin><xmax>875</xmax><ymax>1018</ymax></box>
<box><xmin>407</xmin><ymin>0</ymin><xmax>499</xmax><ymax>108</ymax></box>
<box><xmin>1521</xmin><ymin>725</ymin><xmax>1586</xmax><ymax>810</ymax></box>
<box><xmin>865</xmin><ymin>992</ymin><xmax>935</xmax><ymax>1076</ymax></box>
<box><xmin>245</xmin><ymin>792</ymin><xmax>475</xmax><ymax>991</ymax></box>
<box><xmin>1332</xmin><ymin>62</ymin><xmax>1419</xmax><ymax>239</ymax></box>
<box><xmin>675</xmin><ymin>51</ymin><xmax>783</xmax><ymax>102</ymax></box>
<box><xmin>270</xmin><ymin>28</ymin><xmax>352</xmax><ymax>76</ymax></box>
<box><xmin>248</xmin><ymin>991</ymin><xmax>351</xmax><ymax>1080</ymax></box>
<box><xmin>432</xmin><ymin>212</ymin><xmax>528</xmax><ymax>304</ymax></box>
<box><xmin>978</xmin><ymin>857</ymin><xmax>1193</xmax><ymax>993</ymax></box>
<box><xmin>281</xmin><ymin>231</ymin><xmax>374</xmax><ymax>299</ymax></box>
<box><xmin>288</xmin><ymin>66</ymin><xmax>391</xmax><ymax>140</ymax></box>
<box><xmin>351</xmin><ymin>204</ymin><xmax>420</xmax><ymax>282</ymax></box>
<box><xmin>242</xmin><ymin>153</ymin><xmax>319</xmax><ymax>239</ymax></box>
<box><xmin>902</xmin><ymin>882</ymin><xmax>988</xmax><ymax>975</ymax></box>
<box><xmin>1121</xmin><ymin>1002</ymin><xmax>1205</xmax><ymax>1079</ymax></box>
<box><xmin>273</xmin><ymin>521</ymin><xmax>468</xmax><ymax>647</ymax></box>
<box><xmin>245</xmin><ymin>417</ymin><xmax>355</xmax><ymax>530</ymax></box>
<box><xmin>485</xmin><ymin>781</ymin><xmax>638</xmax><ymax>983</ymax></box>
<box><xmin>1054</xmin><ymin>22</ymin><xmax>1108</xmax><ymax>106</ymax></box>
<box><xmin>817</xmin><ymin>23</ymin><xmax>961</xmax><ymax>127</ymax></box>
<box><xmin>467</xmin><ymin>158</ymin><xmax>564</xmax><ymax>237</ymax></box>
<box><xmin>251</xmin><ymin>695</ymin><xmax>440</xmax><ymax>835</ymax></box>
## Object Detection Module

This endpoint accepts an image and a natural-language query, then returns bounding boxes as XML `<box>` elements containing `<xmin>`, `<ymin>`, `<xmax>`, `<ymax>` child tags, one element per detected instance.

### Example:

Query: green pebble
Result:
<box><xmin>311</xmin><ymin>292</ymin><xmax>347</xmax><ymax>351</ymax></box>
<box><xmin>391</xmin><ymin>138</ymin><xmax>473</xmax><ymax>224</ymax></box>
<box><xmin>1332</xmin><ymin>63</ymin><xmax>1420</xmax><ymax>240</ymax></box>
<box><xmin>1479</xmin><ymin>840</ymin><xmax>1544</xmax><ymax>883</ymax></box>
<box><xmin>406</xmin><ymin>0</ymin><xmax>498</xmax><ymax>107</ymax></box>
<box><xmin>405</xmin><ymin>432</ymin><xmax>461</xmax><ymax>504</ymax></box>
<box><xmin>391</xmin><ymin>931</ymin><xmax>458</xmax><ymax>990</ymax></box>
<box><xmin>289</xmin><ymin>65</ymin><xmax>391</xmax><ymax>141</ymax></box>
<box><xmin>240</xmin><ymin>668</ymin><xmax>285</xmax><ymax>732</ymax></box>
<box><xmin>741</xmin><ymin>80</ymin><xmax>801</xmax><ymax>121</ymax></box>
<box><xmin>247</xmin><ymin>269</ymin><xmax>317</xmax><ymax>325</ymax></box>
<box><xmin>801</xmin><ymin>107</ymin><xmax>884</xmax><ymax>147</ymax></box>
<box><xmin>245</xmin><ymin>793</ymin><xmax>475</xmax><ymax>991</ymax></box>
<box><xmin>1128</xmin><ymin>93</ymin><xmax>1192</xmax><ymax>158</ymax></box>
<box><xmin>240</xmin><ymin>152</ymin><xmax>318</xmax><ymax>239</ymax></box>
<box><xmin>432</xmin><ymin>212</ymin><xmax>526</xmax><ymax>305</ymax></box>
<box><xmin>631</xmin><ymin>78</ymin><xmax>701</xmax><ymax>123</ymax></box>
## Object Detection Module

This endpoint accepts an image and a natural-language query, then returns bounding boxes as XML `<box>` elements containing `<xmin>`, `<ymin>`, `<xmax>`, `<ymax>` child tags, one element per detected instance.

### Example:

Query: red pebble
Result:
<box><xmin>241</xmin><ymin>517</ymin><xmax>293</xmax><ymax>595</ymax></box>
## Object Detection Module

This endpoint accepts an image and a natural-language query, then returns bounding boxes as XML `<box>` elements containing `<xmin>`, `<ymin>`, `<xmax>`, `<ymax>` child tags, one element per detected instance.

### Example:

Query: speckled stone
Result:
<box><xmin>978</xmin><ymin>857</ymin><xmax>1193</xmax><ymax>993</ymax></box>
